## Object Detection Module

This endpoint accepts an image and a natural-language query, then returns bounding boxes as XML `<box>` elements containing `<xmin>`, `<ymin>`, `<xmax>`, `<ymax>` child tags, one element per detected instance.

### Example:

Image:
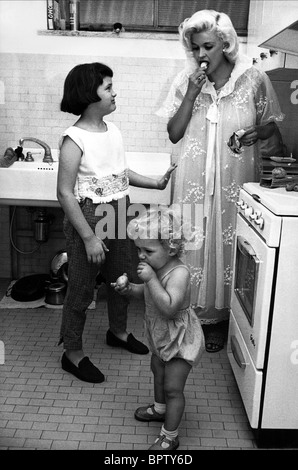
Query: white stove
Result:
<box><xmin>228</xmin><ymin>182</ymin><xmax>298</xmax><ymax>446</ymax></box>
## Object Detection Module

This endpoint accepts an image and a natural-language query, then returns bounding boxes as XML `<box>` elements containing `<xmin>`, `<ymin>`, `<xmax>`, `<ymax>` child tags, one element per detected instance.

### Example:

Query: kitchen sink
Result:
<box><xmin>0</xmin><ymin>148</ymin><xmax>59</xmax><ymax>207</ymax></box>
<box><xmin>0</xmin><ymin>150</ymin><xmax>172</xmax><ymax>207</ymax></box>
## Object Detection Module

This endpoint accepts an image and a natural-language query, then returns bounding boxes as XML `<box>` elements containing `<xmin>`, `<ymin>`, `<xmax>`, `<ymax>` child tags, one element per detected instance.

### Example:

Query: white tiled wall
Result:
<box><xmin>0</xmin><ymin>53</ymin><xmax>182</xmax><ymax>154</ymax></box>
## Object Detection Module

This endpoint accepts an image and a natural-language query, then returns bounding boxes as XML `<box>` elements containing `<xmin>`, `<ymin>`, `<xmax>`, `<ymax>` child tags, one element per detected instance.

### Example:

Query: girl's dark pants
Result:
<box><xmin>59</xmin><ymin>196</ymin><xmax>136</xmax><ymax>350</ymax></box>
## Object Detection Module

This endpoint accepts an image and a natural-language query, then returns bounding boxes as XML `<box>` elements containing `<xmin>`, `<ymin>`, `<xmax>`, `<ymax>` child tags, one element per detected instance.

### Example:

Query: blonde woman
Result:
<box><xmin>157</xmin><ymin>9</ymin><xmax>284</xmax><ymax>352</ymax></box>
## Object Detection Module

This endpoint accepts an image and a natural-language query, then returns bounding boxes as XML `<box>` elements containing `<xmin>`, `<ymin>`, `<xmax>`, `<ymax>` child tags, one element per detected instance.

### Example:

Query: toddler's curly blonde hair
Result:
<box><xmin>127</xmin><ymin>205</ymin><xmax>189</xmax><ymax>257</ymax></box>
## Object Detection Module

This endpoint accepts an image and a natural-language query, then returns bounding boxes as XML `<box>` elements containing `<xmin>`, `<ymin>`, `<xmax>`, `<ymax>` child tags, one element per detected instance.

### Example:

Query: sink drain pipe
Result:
<box><xmin>34</xmin><ymin>208</ymin><xmax>50</xmax><ymax>242</ymax></box>
<box><xmin>9</xmin><ymin>207</ymin><xmax>55</xmax><ymax>254</ymax></box>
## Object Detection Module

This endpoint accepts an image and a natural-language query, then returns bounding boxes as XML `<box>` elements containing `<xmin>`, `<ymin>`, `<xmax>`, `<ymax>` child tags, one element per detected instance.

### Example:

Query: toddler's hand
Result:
<box><xmin>157</xmin><ymin>163</ymin><xmax>177</xmax><ymax>190</ymax></box>
<box><xmin>111</xmin><ymin>273</ymin><xmax>130</xmax><ymax>295</ymax></box>
<box><xmin>137</xmin><ymin>262</ymin><xmax>155</xmax><ymax>283</ymax></box>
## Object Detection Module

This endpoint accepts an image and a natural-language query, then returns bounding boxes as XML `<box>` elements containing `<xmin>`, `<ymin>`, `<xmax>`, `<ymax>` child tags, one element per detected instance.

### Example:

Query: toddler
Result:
<box><xmin>112</xmin><ymin>206</ymin><xmax>205</xmax><ymax>450</ymax></box>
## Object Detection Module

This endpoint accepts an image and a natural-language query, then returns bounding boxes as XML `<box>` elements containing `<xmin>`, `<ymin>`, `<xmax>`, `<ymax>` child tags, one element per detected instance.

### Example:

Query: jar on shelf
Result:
<box><xmin>69</xmin><ymin>0</ymin><xmax>80</xmax><ymax>31</ymax></box>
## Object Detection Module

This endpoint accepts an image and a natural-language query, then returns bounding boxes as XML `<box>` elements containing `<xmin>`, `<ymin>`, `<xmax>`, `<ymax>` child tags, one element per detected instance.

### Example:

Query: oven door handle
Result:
<box><xmin>230</xmin><ymin>335</ymin><xmax>248</xmax><ymax>369</ymax></box>
<box><xmin>237</xmin><ymin>236</ymin><xmax>260</xmax><ymax>263</ymax></box>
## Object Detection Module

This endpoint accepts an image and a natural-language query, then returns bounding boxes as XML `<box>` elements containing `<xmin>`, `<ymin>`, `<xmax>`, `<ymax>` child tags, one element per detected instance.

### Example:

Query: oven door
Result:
<box><xmin>227</xmin><ymin>311</ymin><xmax>263</xmax><ymax>429</ymax></box>
<box><xmin>230</xmin><ymin>214</ymin><xmax>276</xmax><ymax>369</ymax></box>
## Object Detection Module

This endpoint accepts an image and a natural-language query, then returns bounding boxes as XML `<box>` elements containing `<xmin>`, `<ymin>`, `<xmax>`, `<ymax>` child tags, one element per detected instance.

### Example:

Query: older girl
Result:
<box><xmin>58</xmin><ymin>63</ymin><xmax>176</xmax><ymax>383</ymax></box>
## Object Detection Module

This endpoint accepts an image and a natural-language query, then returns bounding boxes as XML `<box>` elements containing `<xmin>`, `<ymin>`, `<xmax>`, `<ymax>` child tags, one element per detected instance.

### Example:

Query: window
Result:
<box><xmin>51</xmin><ymin>0</ymin><xmax>250</xmax><ymax>36</ymax></box>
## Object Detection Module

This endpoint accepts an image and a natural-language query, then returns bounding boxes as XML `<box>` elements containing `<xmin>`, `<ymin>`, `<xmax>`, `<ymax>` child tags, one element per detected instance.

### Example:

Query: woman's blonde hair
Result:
<box><xmin>179</xmin><ymin>9</ymin><xmax>239</xmax><ymax>63</ymax></box>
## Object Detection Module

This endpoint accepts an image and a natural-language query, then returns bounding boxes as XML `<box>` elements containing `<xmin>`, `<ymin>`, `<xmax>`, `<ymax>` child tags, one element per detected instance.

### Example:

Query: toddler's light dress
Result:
<box><xmin>144</xmin><ymin>265</ymin><xmax>205</xmax><ymax>366</ymax></box>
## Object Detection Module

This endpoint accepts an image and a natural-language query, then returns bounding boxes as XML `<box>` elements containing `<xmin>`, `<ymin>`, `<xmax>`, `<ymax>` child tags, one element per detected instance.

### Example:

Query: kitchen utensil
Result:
<box><xmin>227</xmin><ymin>129</ymin><xmax>245</xmax><ymax>154</ymax></box>
<box><xmin>270</xmin><ymin>157</ymin><xmax>296</xmax><ymax>163</ymax></box>
<box><xmin>51</xmin><ymin>250</ymin><xmax>68</xmax><ymax>279</ymax></box>
<box><xmin>58</xmin><ymin>262</ymin><xmax>68</xmax><ymax>283</ymax></box>
<box><xmin>45</xmin><ymin>282</ymin><xmax>67</xmax><ymax>305</ymax></box>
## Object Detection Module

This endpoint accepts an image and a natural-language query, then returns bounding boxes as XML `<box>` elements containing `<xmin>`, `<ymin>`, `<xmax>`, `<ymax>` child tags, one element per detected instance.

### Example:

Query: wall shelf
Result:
<box><xmin>38</xmin><ymin>30</ymin><xmax>178</xmax><ymax>41</ymax></box>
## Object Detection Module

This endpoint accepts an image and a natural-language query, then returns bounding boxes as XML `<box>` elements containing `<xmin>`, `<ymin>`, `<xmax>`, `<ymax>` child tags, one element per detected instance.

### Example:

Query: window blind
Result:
<box><xmin>56</xmin><ymin>0</ymin><xmax>250</xmax><ymax>35</ymax></box>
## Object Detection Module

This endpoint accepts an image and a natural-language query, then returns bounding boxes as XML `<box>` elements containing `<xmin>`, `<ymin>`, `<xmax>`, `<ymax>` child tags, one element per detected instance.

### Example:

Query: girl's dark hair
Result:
<box><xmin>60</xmin><ymin>62</ymin><xmax>113</xmax><ymax>116</ymax></box>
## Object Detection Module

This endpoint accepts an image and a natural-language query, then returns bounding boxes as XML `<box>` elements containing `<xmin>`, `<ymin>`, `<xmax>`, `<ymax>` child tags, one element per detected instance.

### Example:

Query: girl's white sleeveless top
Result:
<box><xmin>62</xmin><ymin>122</ymin><xmax>129</xmax><ymax>203</ymax></box>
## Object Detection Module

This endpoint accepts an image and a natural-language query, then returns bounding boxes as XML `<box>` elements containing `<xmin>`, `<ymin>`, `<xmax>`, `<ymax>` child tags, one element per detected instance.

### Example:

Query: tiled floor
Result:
<box><xmin>0</xmin><ymin>278</ymin><xmax>283</xmax><ymax>451</ymax></box>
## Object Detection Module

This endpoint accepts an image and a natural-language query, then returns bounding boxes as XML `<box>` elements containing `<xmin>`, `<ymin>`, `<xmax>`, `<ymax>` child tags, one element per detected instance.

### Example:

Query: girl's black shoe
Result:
<box><xmin>106</xmin><ymin>330</ymin><xmax>149</xmax><ymax>355</ymax></box>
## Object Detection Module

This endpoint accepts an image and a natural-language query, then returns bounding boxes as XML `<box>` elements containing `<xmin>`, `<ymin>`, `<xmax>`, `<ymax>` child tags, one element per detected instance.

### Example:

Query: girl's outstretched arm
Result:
<box><xmin>128</xmin><ymin>163</ymin><xmax>177</xmax><ymax>189</ymax></box>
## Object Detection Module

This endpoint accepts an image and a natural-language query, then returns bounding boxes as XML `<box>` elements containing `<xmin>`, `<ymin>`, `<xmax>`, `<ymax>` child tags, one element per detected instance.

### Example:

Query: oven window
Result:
<box><xmin>234</xmin><ymin>236</ymin><xmax>260</xmax><ymax>326</ymax></box>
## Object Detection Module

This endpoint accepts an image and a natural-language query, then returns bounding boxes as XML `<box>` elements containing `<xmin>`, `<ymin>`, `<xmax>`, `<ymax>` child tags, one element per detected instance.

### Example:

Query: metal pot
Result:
<box><xmin>45</xmin><ymin>282</ymin><xmax>67</xmax><ymax>305</ymax></box>
<box><xmin>50</xmin><ymin>251</ymin><xmax>68</xmax><ymax>282</ymax></box>
<box><xmin>57</xmin><ymin>262</ymin><xmax>68</xmax><ymax>284</ymax></box>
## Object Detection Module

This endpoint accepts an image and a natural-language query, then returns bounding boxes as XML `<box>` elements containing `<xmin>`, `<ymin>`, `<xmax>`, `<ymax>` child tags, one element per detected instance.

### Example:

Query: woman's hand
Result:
<box><xmin>240</xmin><ymin>122</ymin><xmax>277</xmax><ymax>147</ymax></box>
<box><xmin>240</xmin><ymin>126</ymin><xmax>259</xmax><ymax>147</ymax></box>
<box><xmin>157</xmin><ymin>163</ymin><xmax>177</xmax><ymax>189</ymax></box>
<box><xmin>137</xmin><ymin>262</ymin><xmax>156</xmax><ymax>283</ymax></box>
<box><xmin>167</xmin><ymin>65</ymin><xmax>206</xmax><ymax>144</ymax></box>
<box><xmin>186</xmin><ymin>68</ymin><xmax>207</xmax><ymax>99</ymax></box>
<box><xmin>111</xmin><ymin>273</ymin><xmax>131</xmax><ymax>295</ymax></box>
<box><xmin>84</xmin><ymin>234</ymin><xmax>109</xmax><ymax>265</ymax></box>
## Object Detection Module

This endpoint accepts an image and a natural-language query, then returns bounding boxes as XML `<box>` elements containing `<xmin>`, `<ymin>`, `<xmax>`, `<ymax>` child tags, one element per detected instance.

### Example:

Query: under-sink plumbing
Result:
<box><xmin>18</xmin><ymin>137</ymin><xmax>53</xmax><ymax>163</ymax></box>
<box><xmin>34</xmin><ymin>208</ymin><xmax>52</xmax><ymax>242</ymax></box>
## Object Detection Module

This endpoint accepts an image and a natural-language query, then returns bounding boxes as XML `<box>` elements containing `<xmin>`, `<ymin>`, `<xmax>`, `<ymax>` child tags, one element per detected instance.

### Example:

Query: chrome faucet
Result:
<box><xmin>19</xmin><ymin>137</ymin><xmax>53</xmax><ymax>163</ymax></box>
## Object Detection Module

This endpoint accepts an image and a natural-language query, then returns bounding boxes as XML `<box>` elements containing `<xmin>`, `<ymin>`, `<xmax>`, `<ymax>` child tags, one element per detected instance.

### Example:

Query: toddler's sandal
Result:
<box><xmin>149</xmin><ymin>434</ymin><xmax>179</xmax><ymax>451</ymax></box>
<box><xmin>134</xmin><ymin>404</ymin><xmax>165</xmax><ymax>422</ymax></box>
